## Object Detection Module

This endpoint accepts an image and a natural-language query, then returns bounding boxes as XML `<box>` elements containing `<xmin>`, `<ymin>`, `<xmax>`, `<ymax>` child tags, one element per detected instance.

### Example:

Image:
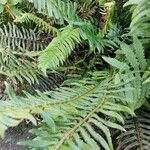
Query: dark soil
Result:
<box><xmin>0</xmin><ymin>122</ymin><xmax>33</xmax><ymax>150</ymax></box>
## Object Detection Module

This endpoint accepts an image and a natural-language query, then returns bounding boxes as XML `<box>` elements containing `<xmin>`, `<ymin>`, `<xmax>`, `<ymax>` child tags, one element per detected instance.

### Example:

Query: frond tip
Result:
<box><xmin>38</xmin><ymin>26</ymin><xmax>81</xmax><ymax>73</ymax></box>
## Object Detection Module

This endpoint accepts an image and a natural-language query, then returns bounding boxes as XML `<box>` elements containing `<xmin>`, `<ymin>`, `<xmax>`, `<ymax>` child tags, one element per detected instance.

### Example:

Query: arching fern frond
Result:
<box><xmin>38</xmin><ymin>26</ymin><xmax>81</xmax><ymax>73</ymax></box>
<box><xmin>0</xmin><ymin>23</ymin><xmax>44</xmax><ymax>51</ymax></box>
<box><xmin>117</xmin><ymin>107</ymin><xmax>150</xmax><ymax>150</ymax></box>
<box><xmin>0</xmin><ymin>72</ymin><xmax>135</xmax><ymax>149</ymax></box>
<box><xmin>15</xmin><ymin>13</ymin><xmax>59</xmax><ymax>35</ymax></box>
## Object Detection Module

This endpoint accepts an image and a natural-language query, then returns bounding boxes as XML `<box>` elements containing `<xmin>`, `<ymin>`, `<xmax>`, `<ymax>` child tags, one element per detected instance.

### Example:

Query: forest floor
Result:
<box><xmin>0</xmin><ymin>122</ymin><xmax>32</xmax><ymax>150</ymax></box>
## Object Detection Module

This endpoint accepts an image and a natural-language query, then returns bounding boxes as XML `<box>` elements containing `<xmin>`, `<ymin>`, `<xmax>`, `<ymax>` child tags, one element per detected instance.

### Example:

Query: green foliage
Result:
<box><xmin>0</xmin><ymin>45</ymin><xmax>42</xmax><ymax>86</ymax></box>
<box><xmin>0</xmin><ymin>0</ymin><xmax>22</xmax><ymax>14</ymax></box>
<box><xmin>27</xmin><ymin>0</ymin><xmax>78</xmax><ymax>24</ymax></box>
<box><xmin>103</xmin><ymin>37</ymin><xmax>149</xmax><ymax>110</ymax></box>
<box><xmin>11</xmin><ymin>0</ymin><xmax>117</xmax><ymax>73</ymax></box>
<box><xmin>28</xmin><ymin>73</ymin><xmax>64</xmax><ymax>93</ymax></box>
<box><xmin>15</xmin><ymin>13</ymin><xmax>58</xmax><ymax>34</ymax></box>
<box><xmin>38</xmin><ymin>26</ymin><xmax>81</xmax><ymax>73</ymax></box>
<box><xmin>124</xmin><ymin>0</ymin><xmax>150</xmax><ymax>39</ymax></box>
<box><xmin>0</xmin><ymin>0</ymin><xmax>149</xmax><ymax>150</ymax></box>
<box><xmin>0</xmin><ymin>0</ymin><xmax>22</xmax><ymax>5</ymax></box>
<box><xmin>0</xmin><ymin>72</ymin><xmax>135</xmax><ymax>150</ymax></box>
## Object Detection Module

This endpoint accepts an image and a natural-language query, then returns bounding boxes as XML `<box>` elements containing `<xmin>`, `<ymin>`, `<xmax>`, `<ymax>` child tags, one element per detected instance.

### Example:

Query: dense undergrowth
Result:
<box><xmin>0</xmin><ymin>0</ymin><xmax>149</xmax><ymax>150</ymax></box>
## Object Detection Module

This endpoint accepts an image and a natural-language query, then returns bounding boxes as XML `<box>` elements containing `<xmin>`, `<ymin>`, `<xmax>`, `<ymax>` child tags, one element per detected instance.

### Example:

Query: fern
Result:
<box><xmin>0</xmin><ymin>72</ymin><xmax>134</xmax><ymax>149</ymax></box>
<box><xmin>117</xmin><ymin>107</ymin><xmax>150</xmax><ymax>150</ymax></box>
<box><xmin>15</xmin><ymin>13</ymin><xmax>59</xmax><ymax>35</ymax></box>
<box><xmin>0</xmin><ymin>23</ymin><xmax>44</xmax><ymax>51</ymax></box>
<box><xmin>38</xmin><ymin>26</ymin><xmax>81</xmax><ymax>73</ymax></box>
<box><xmin>124</xmin><ymin>0</ymin><xmax>150</xmax><ymax>38</ymax></box>
<box><xmin>0</xmin><ymin>46</ymin><xmax>42</xmax><ymax>86</ymax></box>
<box><xmin>14</xmin><ymin>0</ymin><xmax>116</xmax><ymax>57</ymax></box>
<box><xmin>27</xmin><ymin>0</ymin><xmax>78</xmax><ymax>24</ymax></box>
<box><xmin>142</xmin><ymin>71</ymin><xmax>150</xmax><ymax>98</ymax></box>
<box><xmin>0</xmin><ymin>1</ymin><xmax>149</xmax><ymax>150</ymax></box>
<box><xmin>102</xmin><ymin>37</ymin><xmax>148</xmax><ymax>110</ymax></box>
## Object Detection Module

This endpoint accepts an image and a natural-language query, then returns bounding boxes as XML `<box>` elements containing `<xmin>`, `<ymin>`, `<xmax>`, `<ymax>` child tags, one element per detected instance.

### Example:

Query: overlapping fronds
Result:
<box><xmin>79</xmin><ymin>22</ymin><xmax>117</xmax><ymax>53</ymax></box>
<box><xmin>38</xmin><ymin>26</ymin><xmax>81</xmax><ymax>73</ymax></box>
<box><xmin>27</xmin><ymin>0</ymin><xmax>78</xmax><ymax>24</ymax></box>
<box><xmin>0</xmin><ymin>72</ymin><xmax>134</xmax><ymax>149</ymax></box>
<box><xmin>124</xmin><ymin>0</ymin><xmax>150</xmax><ymax>38</ymax></box>
<box><xmin>15</xmin><ymin>13</ymin><xmax>58</xmax><ymax>35</ymax></box>
<box><xmin>0</xmin><ymin>46</ymin><xmax>42</xmax><ymax>85</ymax></box>
<box><xmin>103</xmin><ymin>37</ymin><xmax>148</xmax><ymax>109</ymax></box>
<box><xmin>117</xmin><ymin>107</ymin><xmax>150</xmax><ymax>150</ymax></box>
<box><xmin>21</xmin><ymin>1</ymin><xmax>116</xmax><ymax>55</ymax></box>
<box><xmin>0</xmin><ymin>23</ymin><xmax>44</xmax><ymax>51</ymax></box>
<box><xmin>0</xmin><ymin>1</ymin><xmax>149</xmax><ymax>150</ymax></box>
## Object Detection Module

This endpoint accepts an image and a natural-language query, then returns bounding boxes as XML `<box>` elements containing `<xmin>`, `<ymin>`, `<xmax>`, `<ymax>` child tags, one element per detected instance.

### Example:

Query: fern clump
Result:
<box><xmin>0</xmin><ymin>0</ymin><xmax>149</xmax><ymax>150</ymax></box>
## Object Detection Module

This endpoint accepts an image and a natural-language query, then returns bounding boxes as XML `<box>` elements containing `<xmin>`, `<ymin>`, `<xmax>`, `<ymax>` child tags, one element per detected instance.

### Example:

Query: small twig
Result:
<box><xmin>5</xmin><ymin>3</ymin><xmax>16</xmax><ymax>20</ymax></box>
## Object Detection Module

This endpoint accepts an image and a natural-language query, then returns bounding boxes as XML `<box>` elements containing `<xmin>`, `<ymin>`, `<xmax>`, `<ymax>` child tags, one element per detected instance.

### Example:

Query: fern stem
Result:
<box><xmin>134</xmin><ymin>118</ymin><xmax>143</xmax><ymax>150</ymax></box>
<box><xmin>28</xmin><ymin>82</ymin><xmax>103</xmax><ymax>111</ymax></box>
<box><xmin>56</xmin><ymin>91</ymin><xmax>108</xmax><ymax>149</ymax></box>
<box><xmin>5</xmin><ymin>3</ymin><xmax>16</xmax><ymax>20</ymax></box>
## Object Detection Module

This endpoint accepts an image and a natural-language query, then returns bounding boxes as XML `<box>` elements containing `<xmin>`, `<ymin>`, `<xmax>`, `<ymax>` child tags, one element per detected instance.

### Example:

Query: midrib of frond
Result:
<box><xmin>134</xmin><ymin>118</ymin><xmax>144</xmax><ymax>150</ymax></box>
<box><xmin>26</xmin><ymin>81</ymin><xmax>103</xmax><ymax>110</ymax></box>
<box><xmin>56</xmin><ymin>90</ymin><xmax>109</xmax><ymax>149</ymax></box>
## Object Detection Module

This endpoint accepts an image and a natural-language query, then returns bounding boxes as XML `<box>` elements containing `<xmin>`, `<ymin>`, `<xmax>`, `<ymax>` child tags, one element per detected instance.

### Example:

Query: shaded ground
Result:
<box><xmin>0</xmin><ymin>122</ymin><xmax>33</xmax><ymax>150</ymax></box>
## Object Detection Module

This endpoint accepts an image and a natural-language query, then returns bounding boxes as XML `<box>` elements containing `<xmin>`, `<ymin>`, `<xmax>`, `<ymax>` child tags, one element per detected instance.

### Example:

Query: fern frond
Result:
<box><xmin>117</xmin><ymin>107</ymin><xmax>150</xmax><ymax>150</ymax></box>
<box><xmin>0</xmin><ymin>46</ymin><xmax>42</xmax><ymax>85</ymax></box>
<box><xmin>124</xmin><ymin>0</ymin><xmax>150</xmax><ymax>38</ymax></box>
<box><xmin>27</xmin><ymin>0</ymin><xmax>78</xmax><ymax>24</ymax></box>
<box><xmin>38</xmin><ymin>26</ymin><xmax>81</xmax><ymax>73</ymax></box>
<box><xmin>0</xmin><ymin>72</ymin><xmax>135</xmax><ymax>149</ymax></box>
<box><xmin>133</xmin><ymin>36</ymin><xmax>147</xmax><ymax>71</ymax></box>
<box><xmin>15</xmin><ymin>13</ymin><xmax>59</xmax><ymax>35</ymax></box>
<box><xmin>80</xmin><ymin>23</ymin><xmax>117</xmax><ymax>53</ymax></box>
<box><xmin>103</xmin><ymin>37</ymin><xmax>148</xmax><ymax>110</ymax></box>
<box><xmin>0</xmin><ymin>23</ymin><xmax>44</xmax><ymax>51</ymax></box>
